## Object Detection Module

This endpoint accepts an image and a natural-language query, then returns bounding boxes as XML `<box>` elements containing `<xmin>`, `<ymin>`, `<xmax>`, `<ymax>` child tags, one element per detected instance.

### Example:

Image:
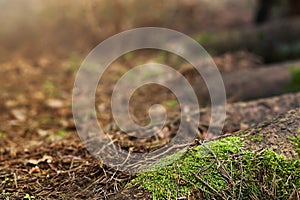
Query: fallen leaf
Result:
<box><xmin>29</xmin><ymin>166</ymin><xmax>40</xmax><ymax>174</ymax></box>
<box><xmin>26</xmin><ymin>155</ymin><xmax>53</xmax><ymax>165</ymax></box>
<box><xmin>32</xmin><ymin>91</ymin><xmax>45</xmax><ymax>100</ymax></box>
<box><xmin>46</xmin><ymin>99</ymin><xmax>64</xmax><ymax>108</ymax></box>
<box><xmin>11</xmin><ymin>109</ymin><xmax>26</xmax><ymax>122</ymax></box>
<box><xmin>5</xmin><ymin>100</ymin><xmax>18</xmax><ymax>107</ymax></box>
<box><xmin>37</xmin><ymin>129</ymin><xmax>49</xmax><ymax>137</ymax></box>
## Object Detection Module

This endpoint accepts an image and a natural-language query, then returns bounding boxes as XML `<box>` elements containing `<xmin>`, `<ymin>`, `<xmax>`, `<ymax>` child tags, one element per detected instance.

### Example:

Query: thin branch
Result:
<box><xmin>192</xmin><ymin>171</ymin><xmax>227</xmax><ymax>200</ymax></box>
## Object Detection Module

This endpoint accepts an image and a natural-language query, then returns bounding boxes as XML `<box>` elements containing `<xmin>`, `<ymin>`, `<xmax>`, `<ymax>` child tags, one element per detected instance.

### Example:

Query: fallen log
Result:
<box><xmin>198</xmin><ymin>91</ymin><xmax>300</xmax><ymax>135</ymax></box>
<box><xmin>110</xmin><ymin>108</ymin><xmax>300</xmax><ymax>200</ymax></box>
<box><xmin>179</xmin><ymin>60</ymin><xmax>300</xmax><ymax>105</ymax></box>
<box><xmin>109</xmin><ymin>92</ymin><xmax>300</xmax><ymax>154</ymax></box>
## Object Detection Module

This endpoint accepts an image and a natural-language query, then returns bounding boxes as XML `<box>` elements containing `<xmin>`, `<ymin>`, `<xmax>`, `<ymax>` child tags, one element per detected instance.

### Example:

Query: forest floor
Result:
<box><xmin>1</xmin><ymin>51</ymin><xmax>299</xmax><ymax>199</ymax></box>
<box><xmin>1</xmin><ymin>1</ymin><xmax>300</xmax><ymax>199</ymax></box>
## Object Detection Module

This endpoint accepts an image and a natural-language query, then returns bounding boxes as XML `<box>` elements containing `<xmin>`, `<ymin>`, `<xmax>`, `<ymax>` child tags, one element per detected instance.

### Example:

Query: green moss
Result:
<box><xmin>129</xmin><ymin>136</ymin><xmax>300</xmax><ymax>200</ymax></box>
<box><xmin>289</xmin><ymin>130</ymin><xmax>300</xmax><ymax>156</ymax></box>
<box><xmin>257</xmin><ymin>133</ymin><xmax>264</xmax><ymax>142</ymax></box>
<box><xmin>286</xmin><ymin>66</ymin><xmax>300</xmax><ymax>92</ymax></box>
<box><xmin>249</xmin><ymin>133</ymin><xmax>264</xmax><ymax>142</ymax></box>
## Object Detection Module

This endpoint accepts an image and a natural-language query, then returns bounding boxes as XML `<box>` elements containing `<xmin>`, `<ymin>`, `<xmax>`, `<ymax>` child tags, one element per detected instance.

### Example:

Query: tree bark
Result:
<box><xmin>197</xmin><ymin>92</ymin><xmax>300</xmax><ymax>135</ymax></box>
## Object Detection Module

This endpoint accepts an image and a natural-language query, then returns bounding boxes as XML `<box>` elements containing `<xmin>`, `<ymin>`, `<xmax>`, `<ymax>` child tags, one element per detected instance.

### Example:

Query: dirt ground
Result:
<box><xmin>0</xmin><ymin>0</ymin><xmax>299</xmax><ymax>199</ymax></box>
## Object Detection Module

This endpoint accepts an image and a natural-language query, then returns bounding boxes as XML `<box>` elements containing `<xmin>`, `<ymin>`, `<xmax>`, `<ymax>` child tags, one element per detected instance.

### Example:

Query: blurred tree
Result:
<box><xmin>255</xmin><ymin>0</ymin><xmax>300</xmax><ymax>24</ymax></box>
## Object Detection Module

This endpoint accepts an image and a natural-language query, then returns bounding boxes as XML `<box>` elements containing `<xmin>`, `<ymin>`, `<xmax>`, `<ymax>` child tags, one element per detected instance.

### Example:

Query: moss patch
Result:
<box><xmin>286</xmin><ymin>66</ymin><xmax>300</xmax><ymax>92</ymax></box>
<box><xmin>129</xmin><ymin>136</ymin><xmax>300</xmax><ymax>200</ymax></box>
<box><xmin>289</xmin><ymin>129</ymin><xmax>300</xmax><ymax>156</ymax></box>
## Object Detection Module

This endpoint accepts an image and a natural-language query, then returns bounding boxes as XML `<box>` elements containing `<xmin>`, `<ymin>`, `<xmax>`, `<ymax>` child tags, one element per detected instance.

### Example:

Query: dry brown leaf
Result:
<box><xmin>46</xmin><ymin>99</ymin><xmax>64</xmax><ymax>108</ymax></box>
<box><xmin>11</xmin><ymin>109</ymin><xmax>27</xmax><ymax>122</ymax></box>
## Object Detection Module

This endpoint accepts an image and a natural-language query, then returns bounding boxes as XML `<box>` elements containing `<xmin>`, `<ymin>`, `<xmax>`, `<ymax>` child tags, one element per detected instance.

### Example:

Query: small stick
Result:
<box><xmin>192</xmin><ymin>171</ymin><xmax>227</xmax><ymax>200</ymax></box>
<box><xmin>13</xmin><ymin>172</ymin><xmax>18</xmax><ymax>188</ymax></box>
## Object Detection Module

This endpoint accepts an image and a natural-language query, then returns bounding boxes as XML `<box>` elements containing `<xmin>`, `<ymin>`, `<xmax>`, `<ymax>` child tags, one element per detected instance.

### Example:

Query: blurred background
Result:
<box><xmin>1</xmin><ymin>0</ymin><xmax>300</xmax><ymax>142</ymax></box>
<box><xmin>1</xmin><ymin>0</ymin><xmax>299</xmax><ymax>64</ymax></box>
<box><xmin>1</xmin><ymin>0</ymin><xmax>300</xmax><ymax>140</ymax></box>
<box><xmin>0</xmin><ymin>0</ymin><xmax>256</xmax><ymax>61</ymax></box>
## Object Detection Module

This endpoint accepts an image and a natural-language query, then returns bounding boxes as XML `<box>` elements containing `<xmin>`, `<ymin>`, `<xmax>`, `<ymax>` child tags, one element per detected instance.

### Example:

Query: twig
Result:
<box><xmin>203</xmin><ymin>133</ymin><xmax>234</xmax><ymax>143</ymax></box>
<box><xmin>200</xmin><ymin>143</ymin><xmax>221</xmax><ymax>167</ymax></box>
<box><xmin>13</xmin><ymin>172</ymin><xmax>18</xmax><ymax>188</ymax></box>
<box><xmin>192</xmin><ymin>171</ymin><xmax>227</xmax><ymax>200</ymax></box>
<box><xmin>238</xmin><ymin>157</ymin><xmax>243</xmax><ymax>200</ymax></box>
<box><xmin>271</xmin><ymin>167</ymin><xmax>277</xmax><ymax>197</ymax></box>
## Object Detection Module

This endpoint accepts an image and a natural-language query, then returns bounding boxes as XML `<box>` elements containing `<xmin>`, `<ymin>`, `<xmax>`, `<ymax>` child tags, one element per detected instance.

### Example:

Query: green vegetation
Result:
<box><xmin>256</xmin><ymin>133</ymin><xmax>264</xmax><ymax>142</ymax></box>
<box><xmin>0</xmin><ymin>178</ymin><xmax>13</xmax><ymax>198</ymax></box>
<box><xmin>195</xmin><ymin>32</ymin><xmax>216</xmax><ymax>44</ymax></box>
<box><xmin>289</xmin><ymin>129</ymin><xmax>300</xmax><ymax>156</ymax></box>
<box><xmin>56</xmin><ymin>130</ymin><xmax>67</xmax><ymax>137</ymax></box>
<box><xmin>130</xmin><ymin>136</ymin><xmax>300</xmax><ymax>200</ymax></box>
<box><xmin>287</xmin><ymin>66</ymin><xmax>300</xmax><ymax>92</ymax></box>
<box><xmin>67</xmin><ymin>52</ymin><xmax>82</xmax><ymax>73</ymax></box>
<box><xmin>0</xmin><ymin>132</ymin><xmax>6</xmax><ymax>139</ymax></box>
<box><xmin>249</xmin><ymin>132</ymin><xmax>264</xmax><ymax>142</ymax></box>
<box><xmin>24</xmin><ymin>193</ymin><xmax>35</xmax><ymax>200</ymax></box>
<box><xmin>43</xmin><ymin>81</ymin><xmax>56</xmax><ymax>97</ymax></box>
<box><xmin>0</xmin><ymin>178</ymin><xmax>12</xmax><ymax>188</ymax></box>
<box><xmin>164</xmin><ymin>99</ymin><xmax>178</xmax><ymax>108</ymax></box>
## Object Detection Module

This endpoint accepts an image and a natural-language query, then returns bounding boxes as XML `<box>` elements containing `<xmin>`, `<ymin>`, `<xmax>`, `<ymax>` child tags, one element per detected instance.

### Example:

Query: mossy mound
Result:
<box><xmin>129</xmin><ymin>136</ymin><xmax>300</xmax><ymax>200</ymax></box>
